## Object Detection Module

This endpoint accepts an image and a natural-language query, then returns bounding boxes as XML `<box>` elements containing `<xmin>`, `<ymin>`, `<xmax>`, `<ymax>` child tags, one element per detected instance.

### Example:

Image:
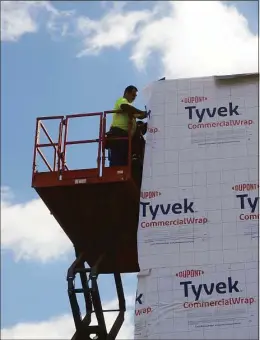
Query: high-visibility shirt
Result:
<box><xmin>111</xmin><ymin>97</ymin><xmax>136</xmax><ymax>135</ymax></box>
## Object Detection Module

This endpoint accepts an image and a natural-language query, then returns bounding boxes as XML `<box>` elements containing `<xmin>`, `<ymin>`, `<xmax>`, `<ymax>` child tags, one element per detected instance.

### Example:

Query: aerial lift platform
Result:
<box><xmin>31</xmin><ymin>111</ymin><xmax>142</xmax><ymax>340</ymax></box>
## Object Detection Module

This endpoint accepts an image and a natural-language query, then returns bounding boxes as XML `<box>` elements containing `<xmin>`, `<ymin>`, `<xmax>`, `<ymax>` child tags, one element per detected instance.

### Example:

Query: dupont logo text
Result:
<box><xmin>237</xmin><ymin>194</ymin><xmax>259</xmax><ymax>212</ymax></box>
<box><xmin>135</xmin><ymin>292</ymin><xmax>152</xmax><ymax>316</ymax></box>
<box><xmin>237</xmin><ymin>194</ymin><xmax>259</xmax><ymax>221</ymax></box>
<box><xmin>140</xmin><ymin>199</ymin><xmax>195</xmax><ymax>220</ymax></box>
<box><xmin>180</xmin><ymin>276</ymin><xmax>255</xmax><ymax>310</ymax></box>
<box><xmin>135</xmin><ymin>307</ymin><xmax>152</xmax><ymax>316</ymax></box>
<box><xmin>141</xmin><ymin>191</ymin><xmax>161</xmax><ymax>199</ymax></box>
<box><xmin>136</xmin><ymin>293</ymin><xmax>143</xmax><ymax>305</ymax></box>
<box><xmin>180</xmin><ymin>277</ymin><xmax>239</xmax><ymax>301</ymax></box>
<box><xmin>186</xmin><ymin>102</ymin><xmax>239</xmax><ymax>123</ymax></box>
<box><xmin>176</xmin><ymin>269</ymin><xmax>204</xmax><ymax>278</ymax></box>
<box><xmin>181</xmin><ymin>96</ymin><xmax>207</xmax><ymax>104</ymax></box>
<box><xmin>148</xmin><ymin>127</ymin><xmax>159</xmax><ymax>134</ymax></box>
<box><xmin>232</xmin><ymin>183</ymin><xmax>259</xmax><ymax>192</ymax></box>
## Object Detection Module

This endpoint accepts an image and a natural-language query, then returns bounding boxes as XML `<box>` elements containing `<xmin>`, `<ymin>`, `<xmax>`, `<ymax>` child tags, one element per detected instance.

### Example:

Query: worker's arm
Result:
<box><xmin>120</xmin><ymin>104</ymin><xmax>147</xmax><ymax>119</ymax></box>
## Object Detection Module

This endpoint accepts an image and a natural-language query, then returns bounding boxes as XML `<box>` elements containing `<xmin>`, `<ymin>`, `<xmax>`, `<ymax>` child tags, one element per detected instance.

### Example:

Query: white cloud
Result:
<box><xmin>1</xmin><ymin>1</ymin><xmax>39</xmax><ymax>41</ymax></box>
<box><xmin>2</xmin><ymin>1</ymin><xmax>257</xmax><ymax>78</ymax></box>
<box><xmin>1</xmin><ymin>188</ymin><xmax>72</xmax><ymax>262</ymax></box>
<box><xmin>1</xmin><ymin>296</ymin><xmax>135</xmax><ymax>339</ymax></box>
<box><xmin>131</xmin><ymin>1</ymin><xmax>258</xmax><ymax>78</ymax></box>
<box><xmin>75</xmin><ymin>0</ymin><xmax>258</xmax><ymax>78</ymax></box>
<box><xmin>76</xmin><ymin>2</ymin><xmax>153</xmax><ymax>57</ymax></box>
<box><xmin>1</xmin><ymin>315</ymin><xmax>74</xmax><ymax>340</ymax></box>
<box><xmin>1</xmin><ymin>186</ymin><xmax>14</xmax><ymax>201</ymax></box>
<box><xmin>1</xmin><ymin>1</ymin><xmax>73</xmax><ymax>42</ymax></box>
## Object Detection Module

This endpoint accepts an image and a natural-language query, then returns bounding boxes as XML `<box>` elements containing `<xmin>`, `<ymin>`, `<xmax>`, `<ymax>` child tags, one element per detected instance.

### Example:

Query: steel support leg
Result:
<box><xmin>67</xmin><ymin>252</ymin><xmax>126</xmax><ymax>340</ymax></box>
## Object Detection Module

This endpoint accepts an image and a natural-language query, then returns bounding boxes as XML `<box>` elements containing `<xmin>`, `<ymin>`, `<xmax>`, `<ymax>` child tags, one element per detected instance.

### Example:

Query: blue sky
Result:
<box><xmin>1</xmin><ymin>1</ymin><xmax>258</xmax><ymax>338</ymax></box>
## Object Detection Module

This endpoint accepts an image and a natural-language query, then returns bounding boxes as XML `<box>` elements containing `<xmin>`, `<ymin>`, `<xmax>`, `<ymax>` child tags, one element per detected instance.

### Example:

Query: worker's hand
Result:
<box><xmin>137</xmin><ymin>111</ymin><xmax>148</xmax><ymax>119</ymax></box>
<box><xmin>144</xmin><ymin>105</ymin><xmax>151</xmax><ymax>119</ymax></box>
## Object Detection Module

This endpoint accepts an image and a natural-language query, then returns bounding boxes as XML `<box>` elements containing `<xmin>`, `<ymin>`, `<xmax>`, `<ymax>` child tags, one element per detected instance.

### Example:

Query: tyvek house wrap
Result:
<box><xmin>135</xmin><ymin>74</ymin><xmax>259</xmax><ymax>339</ymax></box>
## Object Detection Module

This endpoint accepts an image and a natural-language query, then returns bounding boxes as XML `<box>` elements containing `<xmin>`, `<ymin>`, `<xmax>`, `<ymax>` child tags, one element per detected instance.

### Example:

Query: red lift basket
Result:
<box><xmin>32</xmin><ymin>111</ymin><xmax>140</xmax><ymax>274</ymax></box>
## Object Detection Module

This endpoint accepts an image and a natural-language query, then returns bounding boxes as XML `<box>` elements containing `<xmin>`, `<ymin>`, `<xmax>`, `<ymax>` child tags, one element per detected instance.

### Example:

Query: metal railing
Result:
<box><xmin>32</xmin><ymin>116</ymin><xmax>64</xmax><ymax>173</ymax></box>
<box><xmin>62</xmin><ymin>112</ymin><xmax>103</xmax><ymax>173</ymax></box>
<box><xmin>32</xmin><ymin>110</ymin><xmax>133</xmax><ymax>179</ymax></box>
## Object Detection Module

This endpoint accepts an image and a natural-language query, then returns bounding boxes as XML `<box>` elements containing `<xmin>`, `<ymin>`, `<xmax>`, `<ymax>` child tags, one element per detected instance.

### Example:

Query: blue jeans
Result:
<box><xmin>107</xmin><ymin>127</ymin><xmax>129</xmax><ymax>166</ymax></box>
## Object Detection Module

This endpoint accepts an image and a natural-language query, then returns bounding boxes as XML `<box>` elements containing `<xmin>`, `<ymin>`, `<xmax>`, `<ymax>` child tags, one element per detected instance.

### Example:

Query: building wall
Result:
<box><xmin>135</xmin><ymin>74</ymin><xmax>259</xmax><ymax>339</ymax></box>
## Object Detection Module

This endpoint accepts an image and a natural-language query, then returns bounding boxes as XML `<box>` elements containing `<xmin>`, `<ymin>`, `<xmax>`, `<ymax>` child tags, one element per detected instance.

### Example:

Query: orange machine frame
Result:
<box><xmin>31</xmin><ymin>110</ymin><xmax>140</xmax><ymax>273</ymax></box>
<box><xmin>32</xmin><ymin>110</ymin><xmax>143</xmax><ymax>339</ymax></box>
<box><xmin>32</xmin><ymin>111</ymin><xmax>135</xmax><ymax>186</ymax></box>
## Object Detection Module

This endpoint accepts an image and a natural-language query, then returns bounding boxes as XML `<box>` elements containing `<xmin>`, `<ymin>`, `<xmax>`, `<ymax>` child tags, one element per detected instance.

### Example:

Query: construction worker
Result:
<box><xmin>106</xmin><ymin>85</ymin><xmax>147</xmax><ymax>166</ymax></box>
